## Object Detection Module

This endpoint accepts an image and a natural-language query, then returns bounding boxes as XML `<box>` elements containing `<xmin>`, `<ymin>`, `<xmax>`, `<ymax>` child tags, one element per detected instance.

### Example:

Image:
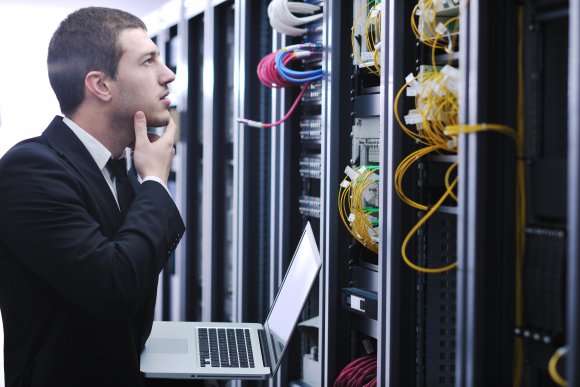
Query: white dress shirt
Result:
<box><xmin>62</xmin><ymin>117</ymin><xmax>169</xmax><ymax>208</ymax></box>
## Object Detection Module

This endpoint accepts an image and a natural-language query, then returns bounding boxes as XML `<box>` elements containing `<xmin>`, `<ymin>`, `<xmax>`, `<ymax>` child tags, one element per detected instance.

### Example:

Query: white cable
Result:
<box><xmin>268</xmin><ymin>0</ymin><xmax>324</xmax><ymax>36</ymax></box>
<box><xmin>268</xmin><ymin>3</ymin><xmax>305</xmax><ymax>36</ymax></box>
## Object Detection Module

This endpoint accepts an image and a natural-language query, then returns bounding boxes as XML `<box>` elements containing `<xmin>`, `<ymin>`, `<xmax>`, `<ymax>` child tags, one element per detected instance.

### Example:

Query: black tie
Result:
<box><xmin>106</xmin><ymin>158</ymin><xmax>133</xmax><ymax>215</ymax></box>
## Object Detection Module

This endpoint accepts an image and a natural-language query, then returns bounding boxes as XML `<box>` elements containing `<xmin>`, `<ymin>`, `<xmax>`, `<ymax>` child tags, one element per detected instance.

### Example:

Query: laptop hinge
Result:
<box><xmin>258</xmin><ymin>329</ymin><xmax>272</xmax><ymax>369</ymax></box>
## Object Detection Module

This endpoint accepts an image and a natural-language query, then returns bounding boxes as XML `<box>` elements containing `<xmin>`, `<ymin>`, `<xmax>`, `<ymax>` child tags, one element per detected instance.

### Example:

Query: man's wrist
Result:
<box><xmin>143</xmin><ymin>176</ymin><xmax>170</xmax><ymax>194</ymax></box>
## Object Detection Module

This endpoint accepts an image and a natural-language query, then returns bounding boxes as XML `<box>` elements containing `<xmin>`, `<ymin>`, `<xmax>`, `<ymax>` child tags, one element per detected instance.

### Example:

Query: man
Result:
<box><xmin>0</xmin><ymin>7</ymin><xmax>185</xmax><ymax>386</ymax></box>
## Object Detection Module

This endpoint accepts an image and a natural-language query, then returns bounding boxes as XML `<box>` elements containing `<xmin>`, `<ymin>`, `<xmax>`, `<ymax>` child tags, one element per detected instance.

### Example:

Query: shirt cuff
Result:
<box><xmin>143</xmin><ymin>176</ymin><xmax>170</xmax><ymax>194</ymax></box>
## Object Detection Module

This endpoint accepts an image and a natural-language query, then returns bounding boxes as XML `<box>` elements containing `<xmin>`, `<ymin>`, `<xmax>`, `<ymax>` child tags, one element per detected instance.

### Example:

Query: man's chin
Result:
<box><xmin>145</xmin><ymin>113</ymin><xmax>171</xmax><ymax>128</ymax></box>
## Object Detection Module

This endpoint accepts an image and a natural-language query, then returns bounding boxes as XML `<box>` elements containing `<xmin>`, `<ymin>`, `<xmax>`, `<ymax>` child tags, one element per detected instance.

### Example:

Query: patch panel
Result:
<box><xmin>302</xmin><ymin>80</ymin><xmax>323</xmax><ymax>103</ymax></box>
<box><xmin>300</xmin><ymin>116</ymin><xmax>322</xmax><ymax>142</ymax></box>
<box><xmin>299</xmin><ymin>195</ymin><xmax>321</xmax><ymax>218</ymax></box>
<box><xmin>300</xmin><ymin>155</ymin><xmax>322</xmax><ymax>179</ymax></box>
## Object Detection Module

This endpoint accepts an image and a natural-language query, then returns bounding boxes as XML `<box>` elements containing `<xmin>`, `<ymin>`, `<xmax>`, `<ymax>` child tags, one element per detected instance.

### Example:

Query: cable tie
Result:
<box><xmin>344</xmin><ymin>165</ymin><xmax>359</xmax><ymax>181</ymax></box>
<box><xmin>405</xmin><ymin>72</ymin><xmax>418</xmax><ymax>87</ymax></box>
<box><xmin>404</xmin><ymin>111</ymin><xmax>422</xmax><ymax>125</ymax></box>
<box><xmin>363</xmin><ymin>187</ymin><xmax>376</xmax><ymax>202</ymax></box>
<box><xmin>340</xmin><ymin>180</ymin><xmax>351</xmax><ymax>188</ymax></box>
<box><xmin>435</xmin><ymin>22</ymin><xmax>447</xmax><ymax>36</ymax></box>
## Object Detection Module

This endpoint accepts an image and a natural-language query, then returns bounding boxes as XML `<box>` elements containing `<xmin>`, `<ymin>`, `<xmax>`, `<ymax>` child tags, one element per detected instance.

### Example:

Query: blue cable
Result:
<box><xmin>276</xmin><ymin>51</ymin><xmax>323</xmax><ymax>77</ymax></box>
<box><xmin>276</xmin><ymin>51</ymin><xmax>323</xmax><ymax>78</ymax></box>
<box><xmin>275</xmin><ymin>51</ymin><xmax>323</xmax><ymax>84</ymax></box>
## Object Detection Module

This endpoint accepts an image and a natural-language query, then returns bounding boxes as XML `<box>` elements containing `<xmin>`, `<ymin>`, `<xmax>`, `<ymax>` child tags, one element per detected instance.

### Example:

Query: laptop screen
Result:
<box><xmin>264</xmin><ymin>222</ymin><xmax>321</xmax><ymax>371</ymax></box>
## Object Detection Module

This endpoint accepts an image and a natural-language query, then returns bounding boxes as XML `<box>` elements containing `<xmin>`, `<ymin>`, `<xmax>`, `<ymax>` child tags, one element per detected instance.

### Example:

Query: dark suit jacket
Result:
<box><xmin>0</xmin><ymin>116</ymin><xmax>185</xmax><ymax>387</ymax></box>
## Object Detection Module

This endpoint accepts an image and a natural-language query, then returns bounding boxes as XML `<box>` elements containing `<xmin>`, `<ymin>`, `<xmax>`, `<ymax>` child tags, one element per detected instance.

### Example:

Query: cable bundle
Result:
<box><xmin>239</xmin><ymin>43</ymin><xmax>323</xmax><ymax>128</ymax></box>
<box><xmin>338</xmin><ymin>165</ymin><xmax>380</xmax><ymax>254</ymax></box>
<box><xmin>411</xmin><ymin>0</ymin><xmax>459</xmax><ymax>50</ymax></box>
<box><xmin>396</xmin><ymin>65</ymin><xmax>459</xmax><ymax>149</ymax></box>
<box><xmin>393</xmin><ymin>5</ymin><xmax>462</xmax><ymax>273</ymax></box>
<box><xmin>267</xmin><ymin>0</ymin><xmax>323</xmax><ymax>36</ymax></box>
<box><xmin>275</xmin><ymin>46</ymin><xmax>323</xmax><ymax>84</ymax></box>
<box><xmin>396</xmin><ymin>3</ymin><xmax>519</xmax><ymax>276</ymax></box>
<box><xmin>334</xmin><ymin>354</ymin><xmax>377</xmax><ymax>387</ymax></box>
<box><xmin>351</xmin><ymin>1</ymin><xmax>382</xmax><ymax>74</ymax></box>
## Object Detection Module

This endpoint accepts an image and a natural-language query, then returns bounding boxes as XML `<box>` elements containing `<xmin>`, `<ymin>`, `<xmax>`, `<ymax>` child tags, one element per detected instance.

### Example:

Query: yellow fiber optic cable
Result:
<box><xmin>351</xmin><ymin>1</ymin><xmax>380</xmax><ymax>76</ymax></box>
<box><xmin>445</xmin><ymin>161</ymin><xmax>458</xmax><ymax>202</ymax></box>
<box><xmin>431</xmin><ymin>16</ymin><xmax>460</xmax><ymax>69</ymax></box>
<box><xmin>411</xmin><ymin>0</ymin><xmax>449</xmax><ymax>49</ymax></box>
<box><xmin>444</xmin><ymin>123</ymin><xmax>517</xmax><ymax>140</ymax></box>
<box><xmin>338</xmin><ymin>167</ymin><xmax>380</xmax><ymax>253</ymax></box>
<box><xmin>365</xmin><ymin>2</ymin><xmax>382</xmax><ymax>72</ymax></box>
<box><xmin>548</xmin><ymin>346</ymin><xmax>568</xmax><ymax>386</ymax></box>
<box><xmin>395</xmin><ymin>145</ymin><xmax>446</xmax><ymax>210</ymax></box>
<box><xmin>401</xmin><ymin>165</ymin><xmax>458</xmax><ymax>274</ymax></box>
<box><xmin>394</xmin><ymin>75</ymin><xmax>432</xmax><ymax>145</ymax></box>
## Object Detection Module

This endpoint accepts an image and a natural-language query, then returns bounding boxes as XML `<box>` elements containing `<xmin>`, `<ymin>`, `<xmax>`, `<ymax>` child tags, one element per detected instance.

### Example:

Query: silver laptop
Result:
<box><xmin>140</xmin><ymin>222</ymin><xmax>322</xmax><ymax>380</ymax></box>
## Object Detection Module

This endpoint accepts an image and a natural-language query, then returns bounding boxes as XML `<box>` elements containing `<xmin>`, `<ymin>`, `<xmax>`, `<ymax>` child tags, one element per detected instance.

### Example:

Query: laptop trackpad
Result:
<box><xmin>147</xmin><ymin>338</ymin><xmax>188</xmax><ymax>354</ymax></box>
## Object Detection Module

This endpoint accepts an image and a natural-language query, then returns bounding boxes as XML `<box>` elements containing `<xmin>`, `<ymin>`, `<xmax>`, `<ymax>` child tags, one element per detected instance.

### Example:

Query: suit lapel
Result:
<box><xmin>41</xmin><ymin>116</ymin><xmax>124</xmax><ymax>230</ymax></box>
<box><xmin>128</xmin><ymin>165</ymin><xmax>140</xmax><ymax>194</ymax></box>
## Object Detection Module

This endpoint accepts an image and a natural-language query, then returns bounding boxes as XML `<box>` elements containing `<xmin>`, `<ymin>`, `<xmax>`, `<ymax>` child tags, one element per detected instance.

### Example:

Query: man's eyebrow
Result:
<box><xmin>141</xmin><ymin>50</ymin><xmax>160</xmax><ymax>59</ymax></box>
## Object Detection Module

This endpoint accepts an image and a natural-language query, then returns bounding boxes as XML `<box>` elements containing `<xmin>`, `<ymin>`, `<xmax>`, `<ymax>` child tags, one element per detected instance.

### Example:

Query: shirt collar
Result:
<box><xmin>62</xmin><ymin>116</ymin><xmax>115</xmax><ymax>171</ymax></box>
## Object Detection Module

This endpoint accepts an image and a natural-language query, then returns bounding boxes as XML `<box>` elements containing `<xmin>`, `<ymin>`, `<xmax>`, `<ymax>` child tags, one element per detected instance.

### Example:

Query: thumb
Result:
<box><xmin>133</xmin><ymin>111</ymin><xmax>148</xmax><ymax>144</ymax></box>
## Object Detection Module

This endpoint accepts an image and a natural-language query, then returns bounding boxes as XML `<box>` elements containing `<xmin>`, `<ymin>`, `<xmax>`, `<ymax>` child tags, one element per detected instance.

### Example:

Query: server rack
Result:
<box><xmin>143</xmin><ymin>0</ymin><xmax>577</xmax><ymax>385</ymax></box>
<box><xmin>456</xmin><ymin>0</ymin><xmax>518</xmax><ymax>384</ymax></box>
<box><xmin>185</xmin><ymin>0</ymin><xmax>278</xmax><ymax>385</ymax></box>
<box><xmin>183</xmin><ymin>5</ymin><xmax>205</xmax><ymax>322</ymax></box>
<box><xmin>380</xmin><ymin>1</ymin><xmax>409</xmax><ymax>384</ymax></box>
<box><xmin>267</xmin><ymin>3</ymin><xmax>325</xmax><ymax>384</ymax></box>
<box><xmin>330</xmin><ymin>1</ymin><xmax>384</xmax><ymax>386</ymax></box>
<box><xmin>381</xmin><ymin>0</ymin><xmax>463</xmax><ymax>385</ymax></box>
<box><xmin>232</xmin><ymin>0</ymin><xmax>273</xmax><ymax>332</ymax></box>
<box><xmin>321</xmin><ymin>0</ymin><xmax>353</xmax><ymax>384</ymax></box>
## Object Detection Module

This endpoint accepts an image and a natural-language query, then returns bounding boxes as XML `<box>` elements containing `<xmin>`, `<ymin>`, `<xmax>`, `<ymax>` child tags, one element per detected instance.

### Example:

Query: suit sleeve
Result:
<box><xmin>0</xmin><ymin>144</ymin><xmax>185</xmax><ymax>320</ymax></box>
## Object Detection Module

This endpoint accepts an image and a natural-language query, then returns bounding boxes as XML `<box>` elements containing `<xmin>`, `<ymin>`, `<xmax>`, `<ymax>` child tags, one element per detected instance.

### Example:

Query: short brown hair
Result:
<box><xmin>47</xmin><ymin>7</ymin><xmax>147</xmax><ymax>115</ymax></box>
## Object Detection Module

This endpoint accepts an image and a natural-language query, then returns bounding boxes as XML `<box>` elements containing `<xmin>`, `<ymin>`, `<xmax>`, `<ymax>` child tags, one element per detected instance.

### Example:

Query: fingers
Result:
<box><xmin>133</xmin><ymin>111</ymin><xmax>148</xmax><ymax>143</ymax></box>
<box><xmin>160</xmin><ymin>117</ymin><xmax>177</xmax><ymax>144</ymax></box>
<box><xmin>134</xmin><ymin>111</ymin><xmax>176</xmax><ymax>146</ymax></box>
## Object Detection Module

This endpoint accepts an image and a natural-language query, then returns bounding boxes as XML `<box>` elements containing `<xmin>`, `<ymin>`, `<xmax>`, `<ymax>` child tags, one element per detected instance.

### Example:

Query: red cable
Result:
<box><xmin>363</xmin><ymin>376</ymin><xmax>377</xmax><ymax>387</ymax></box>
<box><xmin>335</xmin><ymin>355</ymin><xmax>369</xmax><ymax>385</ymax></box>
<box><xmin>347</xmin><ymin>361</ymin><xmax>373</xmax><ymax>387</ymax></box>
<box><xmin>238</xmin><ymin>82</ymin><xmax>310</xmax><ymax>128</ymax></box>
<box><xmin>260</xmin><ymin>82</ymin><xmax>309</xmax><ymax>128</ymax></box>
<box><xmin>257</xmin><ymin>51</ymin><xmax>296</xmax><ymax>88</ymax></box>
<box><xmin>241</xmin><ymin>47</ymin><xmax>320</xmax><ymax>128</ymax></box>
<box><xmin>335</xmin><ymin>355</ymin><xmax>377</xmax><ymax>387</ymax></box>
<box><xmin>353</xmin><ymin>361</ymin><xmax>377</xmax><ymax>386</ymax></box>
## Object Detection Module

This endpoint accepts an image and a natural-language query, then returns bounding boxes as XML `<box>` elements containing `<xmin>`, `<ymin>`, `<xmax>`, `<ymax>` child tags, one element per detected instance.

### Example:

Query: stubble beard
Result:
<box><xmin>145</xmin><ymin>109</ymin><xmax>171</xmax><ymax>128</ymax></box>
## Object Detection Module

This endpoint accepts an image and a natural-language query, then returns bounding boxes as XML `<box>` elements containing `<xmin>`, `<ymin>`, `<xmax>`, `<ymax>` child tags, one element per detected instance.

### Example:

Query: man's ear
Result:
<box><xmin>85</xmin><ymin>71</ymin><xmax>112</xmax><ymax>102</ymax></box>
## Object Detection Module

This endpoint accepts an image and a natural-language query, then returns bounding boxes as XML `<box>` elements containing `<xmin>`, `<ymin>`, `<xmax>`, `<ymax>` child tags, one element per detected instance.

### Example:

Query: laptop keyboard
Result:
<box><xmin>197</xmin><ymin>328</ymin><xmax>255</xmax><ymax>368</ymax></box>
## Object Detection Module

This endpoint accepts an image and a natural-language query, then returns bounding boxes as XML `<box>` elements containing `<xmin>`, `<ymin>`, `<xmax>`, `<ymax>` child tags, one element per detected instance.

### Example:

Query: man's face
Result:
<box><xmin>110</xmin><ymin>28</ymin><xmax>175</xmax><ymax>132</ymax></box>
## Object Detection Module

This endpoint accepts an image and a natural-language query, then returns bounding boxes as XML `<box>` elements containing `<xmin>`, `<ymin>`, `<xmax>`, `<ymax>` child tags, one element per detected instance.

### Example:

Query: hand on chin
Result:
<box><xmin>129</xmin><ymin>130</ymin><xmax>160</xmax><ymax>152</ymax></box>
